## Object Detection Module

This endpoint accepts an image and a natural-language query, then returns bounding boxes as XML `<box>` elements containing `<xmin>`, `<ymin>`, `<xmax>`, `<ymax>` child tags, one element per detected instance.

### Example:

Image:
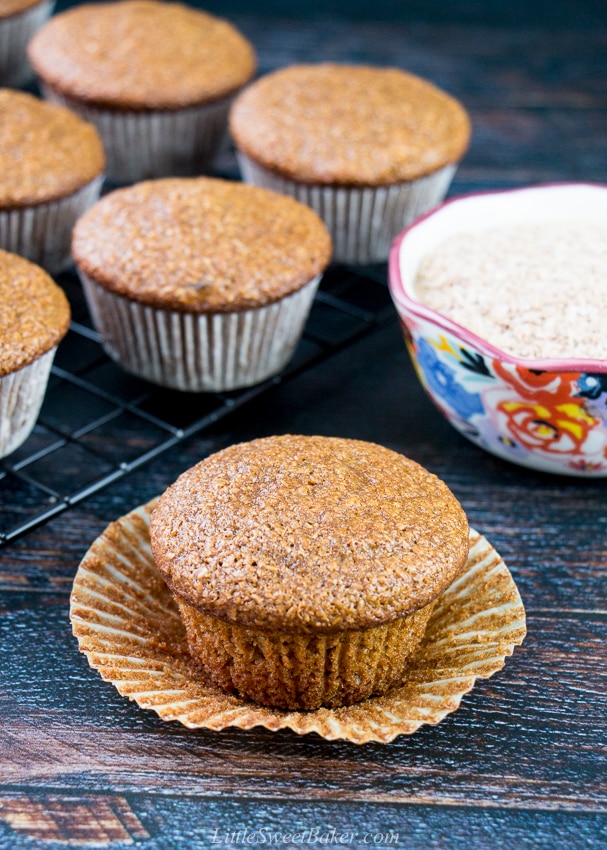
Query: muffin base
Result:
<box><xmin>0</xmin><ymin>0</ymin><xmax>54</xmax><ymax>87</ymax></box>
<box><xmin>42</xmin><ymin>84</ymin><xmax>233</xmax><ymax>184</ymax></box>
<box><xmin>0</xmin><ymin>348</ymin><xmax>56</xmax><ymax>459</ymax></box>
<box><xmin>78</xmin><ymin>272</ymin><xmax>321</xmax><ymax>392</ymax></box>
<box><xmin>70</xmin><ymin>502</ymin><xmax>527</xmax><ymax>743</ymax></box>
<box><xmin>177</xmin><ymin>600</ymin><xmax>435</xmax><ymax>710</ymax></box>
<box><xmin>0</xmin><ymin>176</ymin><xmax>103</xmax><ymax>275</ymax></box>
<box><xmin>237</xmin><ymin>153</ymin><xmax>456</xmax><ymax>265</ymax></box>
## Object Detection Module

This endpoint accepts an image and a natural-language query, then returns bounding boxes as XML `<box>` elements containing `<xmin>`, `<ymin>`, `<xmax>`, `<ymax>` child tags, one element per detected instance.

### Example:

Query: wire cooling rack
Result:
<box><xmin>0</xmin><ymin>262</ymin><xmax>396</xmax><ymax>546</ymax></box>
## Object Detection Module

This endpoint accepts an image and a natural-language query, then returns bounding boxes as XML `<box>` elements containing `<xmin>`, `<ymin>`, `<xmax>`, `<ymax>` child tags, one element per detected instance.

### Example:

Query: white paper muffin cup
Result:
<box><xmin>0</xmin><ymin>0</ymin><xmax>54</xmax><ymax>87</ymax></box>
<box><xmin>78</xmin><ymin>272</ymin><xmax>321</xmax><ymax>392</ymax></box>
<box><xmin>0</xmin><ymin>176</ymin><xmax>103</xmax><ymax>275</ymax></box>
<box><xmin>0</xmin><ymin>348</ymin><xmax>55</xmax><ymax>459</ymax></box>
<box><xmin>42</xmin><ymin>84</ymin><xmax>233</xmax><ymax>184</ymax></box>
<box><xmin>237</xmin><ymin>153</ymin><xmax>457</xmax><ymax>265</ymax></box>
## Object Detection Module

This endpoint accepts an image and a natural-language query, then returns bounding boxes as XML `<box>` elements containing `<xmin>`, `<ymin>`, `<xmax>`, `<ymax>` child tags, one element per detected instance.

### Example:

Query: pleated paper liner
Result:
<box><xmin>237</xmin><ymin>153</ymin><xmax>456</xmax><ymax>264</ymax></box>
<box><xmin>70</xmin><ymin>500</ymin><xmax>526</xmax><ymax>744</ymax></box>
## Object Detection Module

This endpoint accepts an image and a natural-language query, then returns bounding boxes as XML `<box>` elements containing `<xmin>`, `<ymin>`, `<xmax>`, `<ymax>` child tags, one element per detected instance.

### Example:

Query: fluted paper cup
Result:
<box><xmin>42</xmin><ymin>84</ymin><xmax>232</xmax><ymax>184</ymax></box>
<box><xmin>177</xmin><ymin>597</ymin><xmax>436</xmax><ymax>710</ymax></box>
<box><xmin>70</xmin><ymin>501</ymin><xmax>526</xmax><ymax>744</ymax></box>
<box><xmin>237</xmin><ymin>153</ymin><xmax>456</xmax><ymax>265</ymax></box>
<box><xmin>0</xmin><ymin>0</ymin><xmax>54</xmax><ymax>87</ymax></box>
<box><xmin>0</xmin><ymin>176</ymin><xmax>103</xmax><ymax>275</ymax></box>
<box><xmin>0</xmin><ymin>348</ymin><xmax>55</xmax><ymax>459</ymax></box>
<box><xmin>78</xmin><ymin>272</ymin><xmax>321</xmax><ymax>392</ymax></box>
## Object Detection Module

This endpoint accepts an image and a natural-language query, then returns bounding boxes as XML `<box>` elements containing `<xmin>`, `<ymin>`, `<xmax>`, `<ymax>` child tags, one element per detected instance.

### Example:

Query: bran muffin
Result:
<box><xmin>72</xmin><ymin>177</ymin><xmax>331</xmax><ymax>391</ymax></box>
<box><xmin>0</xmin><ymin>89</ymin><xmax>104</xmax><ymax>273</ymax></box>
<box><xmin>28</xmin><ymin>0</ymin><xmax>256</xmax><ymax>182</ymax></box>
<box><xmin>0</xmin><ymin>0</ymin><xmax>53</xmax><ymax>86</ymax></box>
<box><xmin>0</xmin><ymin>248</ymin><xmax>70</xmax><ymax>457</ymax></box>
<box><xmin>149</xmin><ymin>435</ymin><xmax>470</xmax><ymax>710</ymax></box>
<box><xmin>230</xmin><ymin>63</ymin><xmax>471</xmax><ymax>263</ymax></box>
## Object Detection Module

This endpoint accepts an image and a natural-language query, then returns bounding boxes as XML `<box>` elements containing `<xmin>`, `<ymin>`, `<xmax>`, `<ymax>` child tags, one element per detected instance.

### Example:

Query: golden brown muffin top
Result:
<box><xmin>0</xmin><ymin>90</ymin><xmax>104</xmax><ymax>208</ymax></box>
<box><xmin>72</xmin><ymin>178</ymin><xmax>332</xmax><ymax>313</ymax></box>
<box><xmin>0</xmin><ymin>249</ymin><xmax>70</xmax><ymax>376</ymax></box>
<box><xmin>0</xmin><ymin>0</ymin><xmax>45</xmax><ymax>17</ymax></box>
<box><xmin>230</xmin><ymin>63</ymin><xmax>471</xmax><ymax>186</ymax></box>
<box><xmin>28</xmin><ymin>0</ymin><xmax>257</xmax><ymax>110</ymax></box>
<box><xmin>150</xmin><ymin>435</ymin><xmax>469</xmax><ymax>633</ymax></box>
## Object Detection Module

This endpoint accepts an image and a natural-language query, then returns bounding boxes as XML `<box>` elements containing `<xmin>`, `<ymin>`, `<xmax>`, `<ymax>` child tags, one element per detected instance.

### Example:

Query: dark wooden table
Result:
<box><xmin>1</xmin><ymin>5</ymin><xmax>607</xmax><ymax>849</ymax></box>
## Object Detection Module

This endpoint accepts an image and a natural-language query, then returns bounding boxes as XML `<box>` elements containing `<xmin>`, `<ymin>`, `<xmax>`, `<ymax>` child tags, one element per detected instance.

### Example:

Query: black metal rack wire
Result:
<box><xmin>0</xmin><ymin>262</ymin><xmax>396</xmax><ymax>546</ymax></box>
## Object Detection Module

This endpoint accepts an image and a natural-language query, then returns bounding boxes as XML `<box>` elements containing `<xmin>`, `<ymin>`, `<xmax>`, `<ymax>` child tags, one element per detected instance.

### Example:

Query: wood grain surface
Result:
<box><xmin>1</xmin><ymin>6</ymin><xmax>607</xmax><ymax>849</ymax></box>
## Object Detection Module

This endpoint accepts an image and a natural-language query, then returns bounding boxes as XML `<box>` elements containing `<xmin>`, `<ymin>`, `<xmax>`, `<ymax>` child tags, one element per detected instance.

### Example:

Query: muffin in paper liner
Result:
<box><xmin>70</xmin><ymin>499</ymin><xmax>526</xmax><ymax>744</ymax></box>
<box><xmin>230</xmin><ymin>63</ymin><xmax>470</xmax><ymax>265</ymax></box>
<box><xmin>0</xmin><ymin>177</ymin><xmax>103</xmax><ymax>275</ymax></box>
<box><xmin>72</xmin><ymin>177</ymin><xmax>331</xmax><ymax>393</ymax></box>
<box><xmin>0</xmin><ymin>0</ymin><xmax>54</xmax><ymax>87</ymax></box>
<box><xmin>42</xmin><ymin>86</ymin><xmax>232</xmax><ymax>185</ymax></box>
<box><xmin>1</xmin><ymin>89</ymin><xmax>105</xmax><ymax>274</ymax></box>
<box><xmin>78</xmin><ymin>271</ymin><xmax>321</xmax><ymax>392</ymax></box>
<box><xmin>238</xmin><ymin>154</ymin><xmax>456</xmax><ymax>265</ymax></box>
<box><xmin>28</xmin><ymin>1</ymin><xmax>256</xmax><ymax>184</ymax></box>
<box><xmin>0</xmin><ymin>248</ymin><xmax>70</xmax><ymax>458</ymax></box>
<box><xmin>0</xmin><ymin>348</ymin><xmax>55</xmax><ymax>459</ymax></box>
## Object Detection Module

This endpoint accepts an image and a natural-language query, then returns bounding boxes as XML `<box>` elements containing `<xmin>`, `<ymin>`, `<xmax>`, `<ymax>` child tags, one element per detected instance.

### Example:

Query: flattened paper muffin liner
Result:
<box><xmin>70</xmin><ymin>500</ymin><xmax>526</xmax><ymax>744</ymax></box>
<box><xmin>0</xmin><ymin>176</ymin><xmax>103</xmax><ymax>274</ymax></box>
<box><xmin>237</xmin><ymin>153</ymin><xmax>456</xmax><ymax>265</ymax></box>
<box><xmin>42</xmin><ymin>84</ymin><xmax>233</xmax><ymax>184</ymax></box>
<box><xmin>0</xmin><ymin>347</ymin><xmax>55</xmax><ymax>459</ymax></box>
<box><xmin>0</xmin><ymin>0</ymin><xmax>54</xmax><ymax>87</ymax></box>
<box><xmin>78</xmin><ymin>272</ymin><xmax>321</xmax><ymax>392</ymax></box>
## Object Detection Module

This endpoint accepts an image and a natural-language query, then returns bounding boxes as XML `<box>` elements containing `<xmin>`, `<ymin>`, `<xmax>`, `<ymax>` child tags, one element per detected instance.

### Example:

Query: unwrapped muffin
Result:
<box><xmin>230</xmin><ymin>63</ymin><xmax>471</xmax><ymax>264</ymax></box>
<box><xmin>72</xmin><ymin>177</ymin><xmax>331</xmax><ymax>391</ymax></box>
<box><xmin>0</xmin><ymin>89</ymin><xmax>104</xmax><ymax>273</ymax></box>
<box><xmin>150</xmin><ymin>435</ymin><xmax>470</xmax><ymax>710</ymax></box>
<box><xmin>0</xmin><ymin>0</ymin><xmax>53</xmax><ymax>86</ymax></box>
<box><xmin>0</xmin><ymin>248</ymin><xmax>70</xmax><ymax>458</ymax></box>
<box><xmin>28</xmin><ymin>0</ymin><xmax>256</xmax><ymax>183</ymax></box>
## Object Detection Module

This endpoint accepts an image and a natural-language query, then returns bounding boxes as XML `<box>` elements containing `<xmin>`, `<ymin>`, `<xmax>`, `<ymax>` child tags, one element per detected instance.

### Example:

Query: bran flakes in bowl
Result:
<box><xmin>414</xmin><ymin>221</ymin><xmax>607</xmax><ymax>361</ymax></box>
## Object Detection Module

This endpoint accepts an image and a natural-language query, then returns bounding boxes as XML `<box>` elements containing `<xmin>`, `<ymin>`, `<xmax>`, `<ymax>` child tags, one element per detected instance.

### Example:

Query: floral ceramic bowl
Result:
<box><xmin>388</xmin><ymin>184</ymin><xmax>607</xmax><ymax>476</ymax></box>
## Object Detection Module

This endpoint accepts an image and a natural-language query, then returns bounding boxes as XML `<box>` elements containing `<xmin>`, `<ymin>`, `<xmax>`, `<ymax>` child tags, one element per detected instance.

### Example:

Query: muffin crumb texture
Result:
<box><xmin>230</xmin><ymin>63</ymin><xmax>470</xmax><ymax>185</ymax></box>
<box><xmin>0</xmin><ymin>89</ymin><xmax>104</xmax><ymax>207</ymax></box>
<box><xmin>0</xmin><ymin>249</ymin><xmax>70</xmax><ymax>376</ymax></box>
<box><xmin>28</xmin><ymin>0</ymin><xmax>256</xmax><ymax>109</ymax></box>
<box><xmin>72</xmin><ymin>178</ymin><xmax>332</xmax><ymax>312</ymax></box>
<box><xmin>414</xmin><ymin>221</ymin><xmax>607</xmax><ymax>360</ymax></box>
<box><xmin>150</xmin><ymin>435</ymin><xmax>469</xmax><ymax>632</ymax></box>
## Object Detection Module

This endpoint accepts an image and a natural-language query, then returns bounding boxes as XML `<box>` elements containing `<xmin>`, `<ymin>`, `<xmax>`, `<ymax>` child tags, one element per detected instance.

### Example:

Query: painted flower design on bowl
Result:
<box><xmin>389</xmin><ymin>184</ymin><xmax>607</xmax><ymax>476</ymax></box>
